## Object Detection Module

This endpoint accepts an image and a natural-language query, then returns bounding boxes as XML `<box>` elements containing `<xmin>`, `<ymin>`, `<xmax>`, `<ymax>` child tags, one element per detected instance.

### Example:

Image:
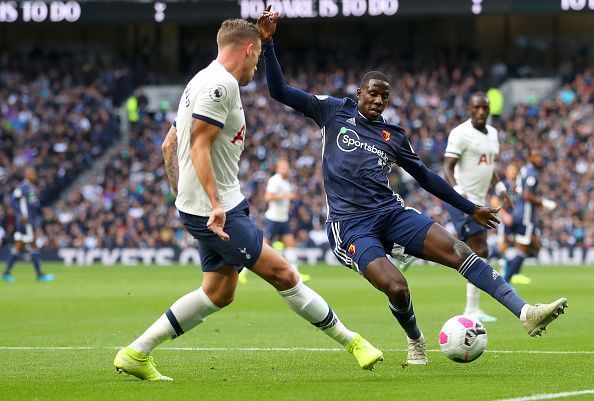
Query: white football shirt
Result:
<box><xmin>264</xmin><ymin>173</ymin><xmax>293</xmax><ymax>222</ymax></box>
<box><xmin>444</xmin><ymin>119</ymin><xmax>499</xmax><ymax>206</ymax></box>
<box><xmin>174</xmin><ymin>60</ymin><xmax>246</xmax><ymax>216</ymax></box>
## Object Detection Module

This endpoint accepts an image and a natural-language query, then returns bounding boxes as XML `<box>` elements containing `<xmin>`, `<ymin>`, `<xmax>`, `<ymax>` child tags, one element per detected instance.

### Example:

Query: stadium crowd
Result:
<box><xmin>1</xmin><ymin>51</ymin><xmax>592</xmax><ymax>254</ymax></box>
<box><xmin>0</xmin><ymin>52</ymin><xmax>123</xmax><ymax>244</ymax></box>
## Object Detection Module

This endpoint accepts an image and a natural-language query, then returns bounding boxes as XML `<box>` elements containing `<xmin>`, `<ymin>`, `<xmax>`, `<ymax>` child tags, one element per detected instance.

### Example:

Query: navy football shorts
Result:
<box><xmin>444</xmin><ymin>203</ymin><xmax>486</xmax><ymax>241</ymax></box>
<box><xmin>264</xmin><ymin>218</ymin><xmax>292</xmax><ymax>240</ymax></box>
<box><xmin>510</xmin><ymin>221</ymin><xmax>538</xmax><ymax>246</ymax></box>
<box><xmin>510</xmin><ymin>203</ymin><xmax>538</xmax><ymax>246</ymax></box>
<box><xmin>326</xmin><ymin>207</ymin><xmax>434</xmax><ymax>274</ymax></box>
<box><xmin>179</xmin><ymin>199</ymin><xmax>263</xmax><ymax>272</ymax></box>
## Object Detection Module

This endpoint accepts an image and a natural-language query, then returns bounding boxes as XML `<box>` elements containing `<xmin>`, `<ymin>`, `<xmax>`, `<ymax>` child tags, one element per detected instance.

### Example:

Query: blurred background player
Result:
<box><xmin>239</xmin><ymin>157</ymin><xmax>310</xmax><ymax>284</ymax></box>
<box><xmin>489</xmin><ymin>163</ymin><xmax>519</xmax><ymax>272</ymax></box>
<box><xmin>3</xmin><ymin>167</ymin><xmax>55</xmax><ymax>283</ymax></box>
<box><xmin>443</xmin><ymin>92</ymin><xmax>512</xmax><ymax>322</ymax></box>
<box><xmin>504</xmin><ymin>149</ymin><xmax>557</xmax><ymax>285</ymax></box>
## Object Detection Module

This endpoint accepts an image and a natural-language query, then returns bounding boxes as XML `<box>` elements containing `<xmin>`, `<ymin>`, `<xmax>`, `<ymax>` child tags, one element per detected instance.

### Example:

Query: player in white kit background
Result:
<box><xmin>239</xmin><ymin>157</ymin><xmax>311</xmax><ymax>283</ymax></box>
<box><xmin>443</xmin><ymin>93</ymin><xmax>512</xmax><ymax>322</ymax></box>
<box><xmin>113</xmin><ymin>16</ymin><xmax>383</xmax><ymax>381</ymax></box>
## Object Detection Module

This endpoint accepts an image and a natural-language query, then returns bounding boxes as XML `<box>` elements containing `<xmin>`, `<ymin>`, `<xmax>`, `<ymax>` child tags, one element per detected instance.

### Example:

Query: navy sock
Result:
<box><xmin>4</xmin><ymin>250</ymin><xmax>19</xmax><ymax>275</ymax></box>
<box><xmin>389</xmin><ymin>299</ymin><xmax>422</xmax><ymax>340</ymax></box>
<box><xmin>31</xmin><ymin>251</ymin><xmax>42</xmax><ymax>276</ymax></box>
<box><xmin>459</xmin><ymin>253</ymin><xmax>526</xmax><ymax>317</ymax></box>
<box><xmin>504</xmin><ymin>254</ymin><xmax>525</xmax><ymax>283</ymax></box>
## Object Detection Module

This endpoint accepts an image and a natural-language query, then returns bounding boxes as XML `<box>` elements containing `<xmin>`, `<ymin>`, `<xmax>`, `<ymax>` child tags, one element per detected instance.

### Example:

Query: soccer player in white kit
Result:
<box><xmin>240</xmin><ymin>158</ymin><xmax>310</xmax><ymax>284</ymax></box>
<box><xmin>113</xmin><ymin>17</ymin><xmax>383</xmax><ymax>381</ymax></box>
<box><xmin>443</xmin><ymin>93</ymin><xmax>511</xmax><ymax>322</ymax></box>
<box><xmin>264</xmin><ymin>158</ymin><xmax>296</xmax><ymax>246</ymax></box>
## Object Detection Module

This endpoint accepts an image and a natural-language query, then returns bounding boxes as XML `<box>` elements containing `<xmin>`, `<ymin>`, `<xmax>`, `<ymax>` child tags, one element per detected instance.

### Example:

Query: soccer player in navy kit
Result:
<box><xmin>3</xmin><ymin>167</ymin><xmax>54</xmax><ymax>283</ymax></box>
<box><xmin>259</xmin><ymin>8</ymin><xmax>567</xmax><ymax>364</ymax></box>
<box><xmin>504</xmin><ymin>149</ymin><xmax>557</xmax><ymax>284</ymax></box>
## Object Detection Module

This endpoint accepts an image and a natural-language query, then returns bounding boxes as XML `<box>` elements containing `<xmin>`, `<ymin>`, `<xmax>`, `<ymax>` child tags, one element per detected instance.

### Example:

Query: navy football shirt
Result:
<box><xmin>263</xmin><ymin>40</ymin><xmax>476</xmax><ymax>223</ymax></box>
<box><xmin>298</xmin><ymin>95</ymin><xmax>424</xmax><ymax>221</ymax></box>
<box><xmin>10</xmin><ymin>180</ymin><xmax>41</xmax><ymax>229</ymax></box>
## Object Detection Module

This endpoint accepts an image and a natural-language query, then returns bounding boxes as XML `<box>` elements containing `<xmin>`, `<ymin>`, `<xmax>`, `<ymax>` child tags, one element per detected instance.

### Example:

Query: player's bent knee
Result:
<box><xmin>202</xmin><ymin>286</ymin><xmax>236</xmax><ymax>308</ymax></box>
<box><xmin>385</xmin><ymin>282</ymin><xmax>410</xmax><ymax>301</ymax></box>
<box><xmin>453</xmin><ymin>240</ymin><xmax>473</xmax><ymax>262</ymax></box>
<box><xmin>372</xmin><ymin>270</ymin><xmax>409</xmax><ymax>299</ymax></box>
<box><xmin>259</xmin><ymin>264</ymin><xmax>299</xmax><ymax>291</ymax></box>
<box><xmin>211</xmin><ymin>292</ymin><xmax>235</xmax><ymax>308</ymax></box>
<box><xmin>273</xmin><ymin>267</ymin><xmax>300</xmax><ymax>290</ymax></box>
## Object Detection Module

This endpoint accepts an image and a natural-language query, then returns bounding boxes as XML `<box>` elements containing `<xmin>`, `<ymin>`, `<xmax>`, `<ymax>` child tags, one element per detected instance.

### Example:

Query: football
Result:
<box><xmin>439</xmin><ymin>315</ymin><xmax>488</xmax><ymax>363</ymax></box>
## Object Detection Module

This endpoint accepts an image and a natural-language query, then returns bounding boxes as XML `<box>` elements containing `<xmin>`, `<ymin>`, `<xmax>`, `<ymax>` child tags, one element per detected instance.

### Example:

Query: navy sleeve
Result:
<box><xmin>263</xmin><ymin>39</ymin><xmax>343</xmax><ymax>128</ymax></box>
<box><xmin>395</xmin><ymin>137</ymin><xmax>477</xmax><ymax>215</ymax></box>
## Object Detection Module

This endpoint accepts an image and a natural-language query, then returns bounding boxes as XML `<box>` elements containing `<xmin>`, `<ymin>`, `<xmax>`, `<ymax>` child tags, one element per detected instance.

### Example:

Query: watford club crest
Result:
<box><xmin>348</xmin><ymin>244</ymin><xmax>356</xmax><ymax>254</ymax></box>
<box><xmin>382</xmin><ymin>130</ymin><xmax>391</xmax><ymax>141</ymax></box>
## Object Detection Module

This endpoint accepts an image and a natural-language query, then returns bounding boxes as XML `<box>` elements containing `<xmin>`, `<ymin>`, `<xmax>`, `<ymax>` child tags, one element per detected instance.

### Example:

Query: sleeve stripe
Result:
<box><xmin>444</xmin><ymin>152</ymin><xmax>461</xmax><ymax>158</ymax></box>
<box><xmin>192</xmin><ymin>113</ymin><xmax>224</xmax><ymax>129</ymax></box>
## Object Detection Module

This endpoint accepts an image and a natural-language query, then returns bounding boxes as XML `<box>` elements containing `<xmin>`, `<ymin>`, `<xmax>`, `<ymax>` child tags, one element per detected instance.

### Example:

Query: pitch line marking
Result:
<box><xmin>0</xmin><ymin>346</ymin><xmax>593</xmax><ymax>355</ymax></box>
<box><xmin>495</xmin><ymin>389</ymin><xmax>594</xmax><ymax>401</ymax></box>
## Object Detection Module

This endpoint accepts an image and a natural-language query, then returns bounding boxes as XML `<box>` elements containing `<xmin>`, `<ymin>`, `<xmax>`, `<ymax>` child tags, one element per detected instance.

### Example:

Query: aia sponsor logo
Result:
<box><xmin>382</xmin><ymin>130</ymin><xmax>391</xmax><ymax>141</ymax></box>
<box><xmin>231</xmin><ymin>125</ymin><xmax>245</xmax><ymax>144</ymax></box>
<box><xmin>477</xmin><ymin>153</ymin><xmax>494</xmax><ymax>165</ymax></box>
<box><xmin>348</xmin><ymin>244</ymin><xmax>356</xmax><ymax>254</ymax></box>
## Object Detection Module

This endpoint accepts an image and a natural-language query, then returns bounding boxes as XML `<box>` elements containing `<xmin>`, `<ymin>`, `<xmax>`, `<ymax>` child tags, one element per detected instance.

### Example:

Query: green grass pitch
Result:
<box><xmin>1</xmin><ymin>262</ymin><xmax>593</xmax><ymax>401</ymax></box>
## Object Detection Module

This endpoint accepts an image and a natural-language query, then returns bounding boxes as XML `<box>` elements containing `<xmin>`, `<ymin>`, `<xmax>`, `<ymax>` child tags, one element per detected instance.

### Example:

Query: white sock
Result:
<box><xmin>520</xmin><ymin>304</ymin><xmax>531</xmax><ymax>321</ymax></box>
<box><xmin>129</xmin><ymin>287</ymin><xmax>220</xmax><ymax>354</ymax></box>
<box><xmin>278</xmin><ymin>279</ymin><xmax>356</xmax><ymax>347</ymax></box>
<box><xmin>129</xmin><ymin>315</ymin><xmax>175</xmax><ymax>355</ymax></box>
<box><xmin>465</xmin><ymin>283</ymin><xmax>481</xmax><ymax>313</ymax></box>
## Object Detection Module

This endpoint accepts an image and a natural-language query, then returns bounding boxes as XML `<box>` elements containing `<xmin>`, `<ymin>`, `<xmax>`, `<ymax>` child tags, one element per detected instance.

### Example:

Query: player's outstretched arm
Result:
<box><xmin>162</xmin><ymin>124</ymin><xmax>179</xmax><ymax>197</ymax></box>
<box><xmin>397</xmin><ymin>137</ymin><xmax>477</xmax><ymax>215</ymax></box>
<box><xmin>408</xmin><ymin>163</ymin><xmax>476</xmax><ymax>213</ymax></box>
<box><xmin>408</xmin><ymin>162</ymin><xmax>500</xmax><ymax>229</ymax></box>
<box><xmin>259</xmin><ymin>8</ymin><xmax>336</xmax><ymax>127</ymax></box>
<box><xmin>262</xmin><ymin>40</ymin><xmax>321</xmax><ymax>117</ymax></box>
